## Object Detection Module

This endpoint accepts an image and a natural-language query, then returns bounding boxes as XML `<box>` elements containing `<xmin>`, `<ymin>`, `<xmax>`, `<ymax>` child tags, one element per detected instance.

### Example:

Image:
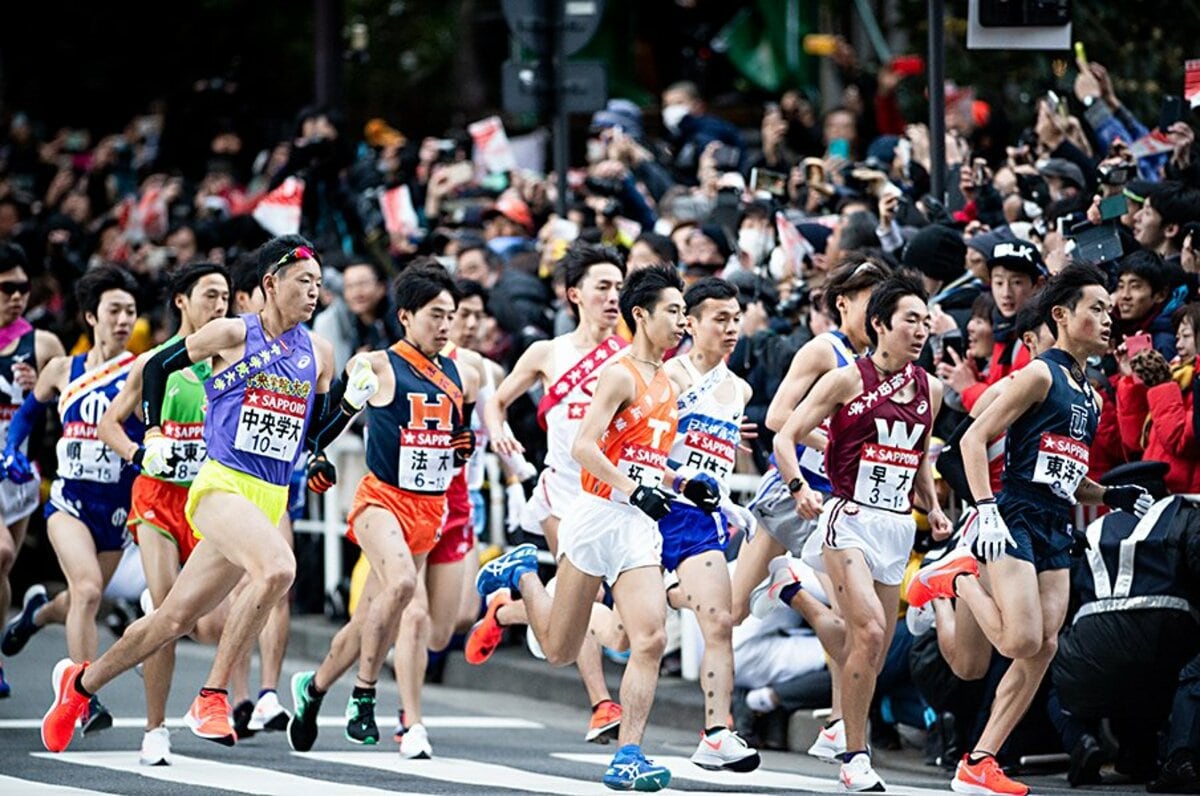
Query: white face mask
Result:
<box><xmin>661</xmin><ymin>103</ymin><xmax>690</xmax><ymax>135</ymax></box>
<box><xmin>653</xmin><ymin>218</ymin><xmax>675</xmax><ymax>237</ymax></box>
<box><xmin>738</xmin><ymin>228</ymin><xmax>774</xmax><ymax>264</ymax></box>
<box><xmin>586</xmin><ymin>138</ymin><xmax>607</xmax><ymax>164</ymax></box>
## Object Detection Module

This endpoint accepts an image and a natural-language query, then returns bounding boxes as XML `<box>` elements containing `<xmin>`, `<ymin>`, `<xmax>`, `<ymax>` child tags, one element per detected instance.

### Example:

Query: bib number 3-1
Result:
<box><xmin>853</xmin><ymin>443</ymin><xmax>919</xmax><ymax>512</ymax></box>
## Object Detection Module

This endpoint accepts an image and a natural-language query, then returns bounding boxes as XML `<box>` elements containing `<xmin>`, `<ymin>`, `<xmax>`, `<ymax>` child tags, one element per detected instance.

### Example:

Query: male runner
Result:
<box><xmin>909</xmin><ymin>264</ymin><xmax>1153</xmax><ymax>796</ymax></box>
<box><xmin>659</xmin><ymin>277</ymin><xmax>760</xmax><ymax>772</ymax></box>
<box><xmin>732</xmin><ymin>256</ymin><xmax>891</xmax><ymax>761</ymax></box>
<box><xmin>479</xmin><ymin>265</ymin><xmax>721</xmax><ymax>791</ymax></box>
<box><xmin>0</xmin><ymin>242</ymin><xmax>66</xmax><ymax>696</ymax></box>
<box><xmin>40</xmin><ymin>235</ymin><xmax>357</xmax><ymax>752</ymax></box>
<box><xmin>480</xmin><ymin>243</ymin><xmax>626</xmax><ymax>742</ymax></box>
<box><xmin>3</xmin><ymin>265</ymin><xmax>141</xmax><ymax>735</ymax></box>
<box><xmin>96</xmin><ymin>262</ymin><xmax>233</xmax><ymax>765</ymax></box>
<box><xmin>773</xmin><ymin>271</ymin><xmax>950</xmax><ymax>791</ymax></box>
<box><xmin>287</xmin><ymin>262</ymin><xmax>476</xmax><ymax>758</ymax></box>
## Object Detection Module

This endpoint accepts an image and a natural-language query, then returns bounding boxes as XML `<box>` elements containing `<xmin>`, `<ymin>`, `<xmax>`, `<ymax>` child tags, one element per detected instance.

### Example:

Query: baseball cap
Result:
<box><xmin>1038</xmin><ymin>158</ymin><xmax>1086</xmax><ymax>191</ymax></box>
<box><xmin>987</xmin><ymin>239</ymin><xmax>1047</xmax><ymax>278</ymax></box>
<box><xmin>482</xmin><ymin>190</ymin><xmax>534</xmax><ymax>235</ymax></box>
<box><xmin>589</xmin><ymin>99</ymin><xmax>644</xmax><ymax>139</ymax></box>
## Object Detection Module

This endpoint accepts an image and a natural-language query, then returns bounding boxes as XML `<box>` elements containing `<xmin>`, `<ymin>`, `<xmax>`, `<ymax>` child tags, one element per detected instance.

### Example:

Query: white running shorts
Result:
<box><xmin>801</xmin><ymin>497</ymin><xmax>916</xmax><ymax>586</ymax></box>
<box><xmin>557</xmin><ymin>492</ymin><xmax>662</xmax><ymax>585</ymax></box>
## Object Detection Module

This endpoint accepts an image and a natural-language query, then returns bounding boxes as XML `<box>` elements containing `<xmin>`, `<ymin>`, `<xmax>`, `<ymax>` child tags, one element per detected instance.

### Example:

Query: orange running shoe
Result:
<box><xmin>586</xmin><ymin>699</ymin><xmax>622</xmax><ymax>744</ymax></box>
<box><xmin>41</xmin><ymin>659</ymin><xmax>90</xmax><ymax>752</ymax></box>
<box><xmin>907</xmin><ymin>548</ymin><xmax>979</xmax><ymax>608</ymax></box>
<box><xmin>465</xmin><ymin>591</ymin><xmax>513</xmax><ymax>665</ymax></box>
<box><xmin>951</xmin><ymin>753</ymin><xmax>1030</xmax><ymax>795</ymax></box>
<box><xmin>185</xmin><ymin>690</ymin><xmax>237</xmax><ymax>746</ymax></box>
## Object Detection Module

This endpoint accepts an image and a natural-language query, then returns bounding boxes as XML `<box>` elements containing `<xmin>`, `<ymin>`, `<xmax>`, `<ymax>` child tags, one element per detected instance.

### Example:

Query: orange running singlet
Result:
<box><xmin>581</xmin><ymin>359</ymin><xmax>679</xmax><ymax>501</ymax></box>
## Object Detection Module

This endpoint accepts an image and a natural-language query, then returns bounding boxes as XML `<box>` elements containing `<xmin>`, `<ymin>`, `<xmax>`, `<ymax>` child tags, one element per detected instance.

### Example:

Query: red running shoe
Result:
<box><xmin>586</xmin><ymin>699</ymin><xmax>622</xmax><ymax>744</ymax></box>
<box><xmin>41</xmin><ymin>659</ymin><xmax>90</xmax><ymax>752</ymax></box>
<box><xmin>951</xmin><ymin>753</ymin><xmax>1030</xmax><ymax>795</ymax></box>
<box><xmin>185</xmin><ymin>690</ymin><xmax>237</xmax><ymax>746</ymax></box>
<box><xmin>907</xmin><ymin>548</ymin><xmax>979</xmax><ymax>608</ymax></box>
<box><xmin>465</xmin><ymin>591</ymin><xmax>513</xmax><ymax>665</ymax></box>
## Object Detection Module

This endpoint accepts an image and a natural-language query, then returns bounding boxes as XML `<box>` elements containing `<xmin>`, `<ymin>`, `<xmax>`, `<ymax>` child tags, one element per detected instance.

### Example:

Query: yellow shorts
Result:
<box><xmin>184</xmin><ymin>460</ymin><xmax>289</xmax><ymax>539</ymax></box>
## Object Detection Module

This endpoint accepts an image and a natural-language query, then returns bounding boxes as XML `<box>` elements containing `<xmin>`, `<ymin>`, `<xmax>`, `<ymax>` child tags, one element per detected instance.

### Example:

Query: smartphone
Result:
<box><xmin>712</xmin><ymin>145</ymin><xmax>741</xmax><ymax>172</ymax></box>
<box><xmin>441</xmin><ymin>160</ymin><xmax>475</xmax><ymax>187</ymax></box>
<box><xmin>1099</xmin><ymin>193</ymin><xmax>1129</xmax><ymax>221</ymax></box>
<box><xmin>941</xmin><ymin>334</ymin><xmax>967</xmax><ymax>365</ymax></box>
<box><xmin>803</xmin><ymin>34</ymin><xmax>838</xmax><ymax>57</ymax></box>
<box><xmin>750</xmin><ymin>167</ymin><xmax>787</xmax><ymax>198</ymax></box>
<box><xmin>1160</xmin><ymin>95</ymin><xmax>1186</xmax><ymax>132</ymax></box>
<box><xmin>974</xmin><ymin>161</ymin><xmax>988</xmax><ymax>186</ymax></box>
<box><xmin>829</xmin><ymin>138</ymin><xmax>851</xmax><ymax>160</ymax></box>
<box><xmin>1045</xmin><ymin>90</ymin><xmax>1069</xmax><ymax>119</ymax></box>
<box><xmin>1125</xmin><ymin>333</ymin><xmax>1153</xmax><ymax>357</ymax></box>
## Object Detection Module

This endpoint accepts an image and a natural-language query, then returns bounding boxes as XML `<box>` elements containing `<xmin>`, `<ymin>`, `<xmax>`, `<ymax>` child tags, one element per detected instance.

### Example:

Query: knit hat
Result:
<box><xmin>902</xmin><ymin>224</ymin><xmax>966</xmax><ymax>283</ymax></box>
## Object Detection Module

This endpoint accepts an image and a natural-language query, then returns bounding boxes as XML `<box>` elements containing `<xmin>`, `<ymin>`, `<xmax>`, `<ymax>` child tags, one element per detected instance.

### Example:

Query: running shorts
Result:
<box><xmin>520</xmin><ymin>465</ymin><xmax>580</xmax><ymax>535</ymax></box>
<box><xmin>746</xmin><ymin>467</ymin><xmax>823</xmax><ymax>555</ymax></box>
<box><xmin>185</xmin><ymin>460</ymin><xmax>289</xmax><ymax>537</ymax></box>
<box><xmin>347</xmin><ymin>472</ymin><xmax>446</xmax><ymax>557</ymax></box>
<box><xmin>428</xmin><ymin>471</ymin><xmax>474</xmax><ymax>565</ymax></box>
<box><xmin>0</xmin><ymin>471</ymin><xmax>40</xmax><ymax>526</ymax></box>
<box><xmin>658</xmin><ymin>500</ymin><xmax>728</xmax><ymax>572</ymax></box>
<box><xmin>128</xmin><ymin>475</ymin><xmax>198</xmax><ymax>564</ymax></box>
<box><xmin>995</xmin><ymin>483</ymin><xmax>1073</xmax><ymax>572</ymax></box>
<box><xmin>801</xmin><ymin>496</ymin><xmax>916</xmax><ymax>586</ymax></box>
<box><xmin>558</xmin><ymin>492</ymin><xmax>661</xmax><ymax>585</ymax></box>
<box><xmin>46</xmin><ymin>478</ymin><xmax>130</xmax><ymax>553</ymax></box>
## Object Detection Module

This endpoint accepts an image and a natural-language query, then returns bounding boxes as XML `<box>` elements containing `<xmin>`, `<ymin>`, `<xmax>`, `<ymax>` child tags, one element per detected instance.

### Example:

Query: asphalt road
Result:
<box><xmin>0</xmin><ymin>625</ymin><xmax>1139</xmax><ymax>795</ymax></box>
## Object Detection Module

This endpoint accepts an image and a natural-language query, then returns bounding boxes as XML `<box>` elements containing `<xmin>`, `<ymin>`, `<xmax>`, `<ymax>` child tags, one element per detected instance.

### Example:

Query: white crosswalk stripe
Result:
<box><xmin>0</xmin><ymin>715</ymin><xmax>541</xmax><ymax>731</ymax></box>
<box><xmin>0</xmin><ymin>773</ymin><xmax>111</xmax><ymax>795</ymax></box>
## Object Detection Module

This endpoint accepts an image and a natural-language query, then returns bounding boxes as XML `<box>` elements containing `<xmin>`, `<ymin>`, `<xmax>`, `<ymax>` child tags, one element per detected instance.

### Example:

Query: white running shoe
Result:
<box><xmin>139</xmin><ymin>588</ymin><xmax>155</xmax><ymax>617</ymax></box>
<box><xmin>749</xmin><ymin>555</ymin><xmax>802</xmax><ymax>619</ymax></box>
<box><xmin>808</xmin><ymin>717</ymin><xmax>847</xmax><ymax>762</ymax></box>
<box><xmin>905</xmin><ymin>602</ymin><xmax>936</xmax><ymax>636</ymax></box>
<box><xmin>399</xmin><ymin>722</ymin><xmax>432</xmax><ymax>759</ymax></box>
<box><xmin>689</xmin><ymin>727</ymin><xmax>761</xmax><ymax>772</ymax></box>
<box><xmin>139</xmin><ymin>726</ymin><xmax>171</xmax><ymax>766</ymax></box>
<box><xmin>525</xmin><ymin>576</ymin><xmax>556</xmax><ymax>661</ymax></box>
<box><xmin>248</xmin><ymin>690</ymin><xmax>290</xmax><ymax>732</ymax></box>
<box><xmin>838</xmin><ymin>752</ymin><xmax>886</xmax><ymax>792</ymax></box>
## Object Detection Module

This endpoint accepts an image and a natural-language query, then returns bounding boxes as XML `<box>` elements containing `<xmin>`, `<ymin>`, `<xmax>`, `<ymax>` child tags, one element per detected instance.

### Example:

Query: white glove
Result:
<box><xmin>974</xmin><ymin>501</ymin><xmax>1016</xmax><ymax>563</ymax></box>
<box><xmin>342</xmin><ymin>357</ymin><xmax>379</xmax><ymax>411</ymax></box>
<box><xmin>505</xmin><ymin>482</ymin><xmax>526</xmax><ymax>533</ymax></box>
<box><xmin>140</xmin><ymin>432</ymin><xmax>175</xmax><ymax>478</ymax></box>
<box><xmin>720</xmin><ymin>499</ymin><xmax>757</xmax><ymax>536</ymax></box>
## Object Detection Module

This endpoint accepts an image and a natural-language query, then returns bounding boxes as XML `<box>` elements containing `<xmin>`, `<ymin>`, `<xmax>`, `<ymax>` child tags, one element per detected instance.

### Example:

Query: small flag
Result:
<box><xmin>1186</xmin><ymin>59</ymin><xmax>1200</xmax><ymax>109</ymax></box>
<box><xmin>469</xmin><ymin>116</ymin><xmax>518</xmax><ymax>174</ymax></box>
<box><xmin>379</xmin><ymin>185</ymin><xmax>420</xmax><ymax>238</ymax></box>
<box><xmin>775</xmin><ymin>211</ymin><xmax>814</xmax><ymax>278</ymax></box>
<box><xmin>252</xmin><ymin>177</ymin><xmax>304</xmax><ymax>236</ymax></box>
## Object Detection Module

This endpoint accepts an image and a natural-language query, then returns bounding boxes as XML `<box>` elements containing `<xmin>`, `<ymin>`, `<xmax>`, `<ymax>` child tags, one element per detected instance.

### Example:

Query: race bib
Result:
<box><xmin>162</xmin><ymin>420</ymin><xmax>207</xmax><ymax>483</ymax></box>
<box><xmin>56</xmin><ymin>436</ymin><xmax>122</xmax><ymax>483</ymax></box>
<box><xmin>617</xmin><ymin>442</ymin><xmax>667</xmax><ymax>492</ymax></box>
<box><xmin>853</xmin><ymin>443</ymin><xmax>920</xmax><ymax>512</ymax></box>
<box><xmin>1031</xmin><ymin>432</ymin><xmax>1089</xmax><ymax>502</ymax></box>
<box><xmin>234</xmin><ymin>387</ymin><xmax>306</xmax><ymax>463</ymax></box>
<box><xmin>679</xmin><ymin>427</ymin><xmax>737</xmax><ymax>483</ymax></box>
<box><xmin>397</xmin><ymin>428</ymin><xmax>456</xmax><ymax>492</ymax></box>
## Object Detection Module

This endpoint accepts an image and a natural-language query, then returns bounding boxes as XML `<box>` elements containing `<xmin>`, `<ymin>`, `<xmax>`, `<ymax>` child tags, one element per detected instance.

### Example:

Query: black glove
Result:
<box><xmin>630</xmin><ymin>484</ymin><xmax>672</xmax><ymax>520</ymax></box>
<box><xmin>682</xmin><ymin>473</ymin><xmax>721</xmax><ymax>512</ymax></box>
<box><xmin>450</xmin><ymin>428</ymin><xmax>475</xmax><ymax>467</ymax></box>
<box><xmin>1103</xmin><ymin>484</ymin><xmax>1153</xmax><ymax>517</ymax></box>
<box><xmin>307</xmin><ymin>451</ymin><xmax>337</xmax><ymax>494</ymax></box>
<box><xmin>1069</xmin><ymin>526</ymin><xmax>1090</xmax><ymax>557</ymax></box>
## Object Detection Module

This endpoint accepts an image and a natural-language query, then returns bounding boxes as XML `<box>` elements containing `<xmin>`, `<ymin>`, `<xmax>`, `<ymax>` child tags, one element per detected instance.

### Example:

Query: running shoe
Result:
<box><xmin>951</xmin><ymin>753</ymin><xmax>1029</xmax><ymax>795</ymax></box>
<box><xmin>41</xmin><ymin>658</ymin><xmax>90</xmax><ymax>752</ymax></box>
<box><xmin>345</xmin><ymin>692</ymin><xmax>379</xmax><ymax>745</ymax></box>
<box><xmin>808</xmin><ymin>718</ymin><xmax>847</xmax><ymax>762</ymax></box>
<box><xmin>474</xmin><ymin>543</ymin><xmax>537</xmax><ymax>597</ymax></box>
<box><xmin>82</xmin><ymin>695</ymin><xmax>113</xmax><ymax>736</ymax></box>
<box><xmin>287</xmin><ymin>671</ymin><xmax>323</xmax><ymax>752</ymax></box>
<box><xmin>0</xmin><ymin>661</ymin><xmax>9</xmax><ymax>698</ymax></box>
<box><xmin>399</xmin><ymin>721</ymin><xmax>432</xmax><ymax>759</ymax></box>
<box><xmin>140</xmin><ymin>726</ymin><xmax>172</xmax><ymax>766</ymax></box>
<box><xmin>392</xmin><ymin>709</ymin><xmax>408</xmax><ymax>742</ymax></box>
<box><xmin>749</xmin><ymin>555</ymin><xmax>802</xmax><ymax>619</ymax></box>
<box><xmin>689</xmin><ymin>727</ymin><xmax>761</xmax><ymax>772</ymax></box>
<box><xmin>2</xmin><ymin>584</ymin><xmax>48</xmax><ymax>656</ymax></box>
<box><xmin>249</xmin><ymin>689</ymin><xmax>290</xmax><ymax>731</ymax></box>
<box><xmin>465</xmin><ymin>590</ymin><xmax>512</xmax><ymax>664</ymax></box>
<box><xmin>139</xmin><ymin>588</ymin><xmax>155</xmax><ymax>617</ymax></box>
<box><xmin>839</xmin><ymin>752</ymin><xmax>886</xmax><ymax>792</ymax></box>
<box><xmin>587</xmin><ymin>699</ymin><xmax>622</xmax><ymax>744</ymax></box>
<box><xmin>184</xmin><ymin>691</ymin><xmax>235</xmax><ymax>746</ymax></box>
<box><xmin>905</xmin><ymin>602</ymin><xmax>937</xmax><ymax>636</ymax></box>
<box><xmin>602</xmin><ymin>744</ymin><xmax>671</xmax><ymax>791</ymax></box>
<box><xmin>907</xmin><ymin>548</ymin><xmax>979</xmax><ymax>608</ymax></box>
<box><xmin>232</xmin><ymin>699</ymin><xmax>256</xmax><ymax>739</ymax></box>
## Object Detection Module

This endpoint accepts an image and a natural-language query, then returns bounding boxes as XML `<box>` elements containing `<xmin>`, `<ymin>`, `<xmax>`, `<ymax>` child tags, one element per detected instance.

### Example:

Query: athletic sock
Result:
<box><xmin>968</xmin><ymin>751</ymin><xmax>993</xmax><ymax>765</ymax></box>
<box><xmin>257</xmin><ymin>688</ymin><xmax>276</xmax><ymax>700</ymax></box>
<box><xmin>592</xmin><ymin>699</ymin><xmax>614</xmax><ymax>711</ymax></box>
<box><xmin>351</xmin><ymin>686</ymin><xmax>376</xmax><ymax>700</ymax></box>
<box><xmin>704</xmin><ymin>725</ymin><xmax>726</xmax><ymax>736</ymax></box>
<box><xmin>746</xmin><ymin>687</ymin><xmax>776</xmax><ymax>713</ymax></box>
<box><xmin>825</xmin><ymin>718</ymin><xmax>842</xmax><ymax>729</ymax></box>
<box><xmin>73</xmin><ymin>670</ymin><xmax>93</xmax><ymax>698</ymax></box>
<box><xmin>199</xmin><ymin>687</ymin><xmax>227</xmax><ymax>698</ymax></box>
<box><xmin>779</xmin><ymin>582</ymin><xmax>803</xmax><ymax>606</ymax></box>
<box><xmin>840</xmin><ymin>749</ymin><xmax>868</xmax><ymax>763</ymax></box>
<box><xmin>306</xmin><ymin>680</ymin><xmax>325</xmax><ymax>700</ymax></box>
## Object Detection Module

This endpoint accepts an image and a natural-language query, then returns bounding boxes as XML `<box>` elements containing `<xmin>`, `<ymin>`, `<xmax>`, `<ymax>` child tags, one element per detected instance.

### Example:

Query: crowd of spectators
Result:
<box><xmin>2</xmin><ymin>38</ymin><xmax>1200</xmax><ymax>792</ymax></box>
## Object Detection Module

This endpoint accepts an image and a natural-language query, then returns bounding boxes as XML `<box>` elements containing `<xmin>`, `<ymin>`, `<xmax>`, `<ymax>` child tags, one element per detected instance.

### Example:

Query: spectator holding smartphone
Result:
<box><xmin>1112</xmin><ymin>250</ymin><xmax>1179</xmax><ymax>360</ymax></box>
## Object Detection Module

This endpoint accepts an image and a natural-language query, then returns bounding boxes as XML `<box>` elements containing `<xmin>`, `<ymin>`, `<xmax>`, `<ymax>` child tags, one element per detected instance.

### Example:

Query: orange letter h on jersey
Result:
<box><xmin>407</xmin><ymin>393</ymin><xmax>453</xmax><ymax>431</ymax></box>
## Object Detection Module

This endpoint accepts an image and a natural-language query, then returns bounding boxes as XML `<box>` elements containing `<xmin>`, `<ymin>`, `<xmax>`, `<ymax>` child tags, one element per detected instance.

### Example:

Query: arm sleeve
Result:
<box><xmin>305</xmin><ymin>392</ymin><xmax>358</xmax><ymax>452</ymax></box>
<box><xmin>5</xmin><ymin>393</ymin><xmax>50</xmax><ymax>451</ymax></box>
<box><xmin>142</xmin><ymin>338</ymin><xmax>195</xmax><ymax>428</ymax></box>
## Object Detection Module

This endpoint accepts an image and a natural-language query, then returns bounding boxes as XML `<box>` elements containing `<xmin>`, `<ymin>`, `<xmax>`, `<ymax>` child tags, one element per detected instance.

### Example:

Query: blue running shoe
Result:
<box><xmin>0</xmin><ymin>661</ymin><xmax>10</xmax><ymax>698</ymax></box>
<box><xmin>603</xmin><ymin>745</ymin><xmax>671</xmax><ymax>791</ymax></box>
<box><xmin>2</xmin><ymin>584</ymin><xmax>48</xmax><ymax>656</ymax></box>
<box><xmin>475</xmin><ymin>543</ymin><xmax>537</xmax><ymax>597</ymax></box>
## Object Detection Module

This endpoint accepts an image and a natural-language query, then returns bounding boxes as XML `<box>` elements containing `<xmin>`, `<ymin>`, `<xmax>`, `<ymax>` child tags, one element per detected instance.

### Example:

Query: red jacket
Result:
<box><xmin>961</xmin><ymin>339</ymin><xmax>1033</xmax><ymax>412</ymax></box>
<box><xmin>1115</xmin><ymin>362</ymin><xmax>1200</xmax><ymax>493</ymax></box>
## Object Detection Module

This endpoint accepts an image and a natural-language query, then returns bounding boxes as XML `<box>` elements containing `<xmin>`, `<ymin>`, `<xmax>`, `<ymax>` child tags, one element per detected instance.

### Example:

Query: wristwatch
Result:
<box><xmin>787</xmin><ymin>477</ymin><xmax>806</xmax><ymax>494</ymax></box>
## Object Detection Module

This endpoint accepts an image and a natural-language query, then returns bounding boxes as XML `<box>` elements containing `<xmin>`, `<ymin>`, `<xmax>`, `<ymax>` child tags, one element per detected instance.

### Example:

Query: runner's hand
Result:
<box><xmin>505</xmin><ymin>482</ymin><xmax>525</xmax><ymax>532</ymax></box>
<box><xmin>682</xmin><ymin>473</ymin><xmax>721</xmax><ymax>512</ymax></box>
<box><xmin>1103</xmin><ymin>484</ymin><xmax>1153</xmax><ymax>517</ymax></box>
<box><xmin>2</xmin><ymin>447</ymin><xmax>32</xmax><ymax>483</ymax></box>
<box><xmin>630</xmin><ymin>485</ymin><xmax>672</xmax><ymax>520</ymax></box>
<box><xmin>792</xmin><ymin>482</ymin><xmax>823</xmax><ymax>520</ymax></box>
<box><xmin>307</xmin><ymin>451</ymin><xmax>337</xmax><ymax>494</ymax></box>
<box><xmin>450</xmin><ymin>428</ymin><xmax>475</xmax><ymax>467</ymax></box>
<box><xmin>140</xmin><ymin>431</ymin><xmax>175</xmax><ymax>478</ymax></box>
<box><xmin>974</xmin><ymin>501</ymin><xmax>1016</xmax><ymax>562</ymax></box>
<box><xmin>342</xmin><ymin>357</ymin><xmax>379</xmax><ymax>411</ymax></box>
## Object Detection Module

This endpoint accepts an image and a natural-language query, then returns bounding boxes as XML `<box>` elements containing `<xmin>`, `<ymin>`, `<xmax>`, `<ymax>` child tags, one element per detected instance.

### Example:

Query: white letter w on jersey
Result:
<box><xmin>874</xmin><ymin>419</ymin><xmax>925</xmax><ymax>449</ymax></box>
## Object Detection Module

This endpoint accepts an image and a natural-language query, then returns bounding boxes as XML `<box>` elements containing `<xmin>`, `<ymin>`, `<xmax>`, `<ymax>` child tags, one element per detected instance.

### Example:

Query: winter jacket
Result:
<box><xmin>1116</xmin><ymin>359</ymin><xmax>1200</xmax><ymax>494</ymax></box>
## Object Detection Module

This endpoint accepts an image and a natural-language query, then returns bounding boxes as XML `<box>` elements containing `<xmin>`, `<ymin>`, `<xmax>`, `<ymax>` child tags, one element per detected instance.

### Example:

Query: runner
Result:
<box><xmin>478</xmin><ymin>265</ymin><xmax>720</xmax><ymax>792</ymax></box>
<box><xmin>95</xmin><ymin>262</ymin><xmax>233</xmax><ymax>765</ymax></box>
<box><xmin>0</xmin><ymin>242</ymin><xmax>66</xmax><ymax>696</ymax></box>
<box><xmin>659</xmin><ymin>276</ymin><xmax>760</xmax><ymax>772</ymax></box>
<box><xmin>773</xmin><ymin>271</ymin><xmax>950</xmax><ymax>791</ymax></box>
<box><xmin>732</xmin><ymin>257</ymin><xmax>891</xmax><ymax>761</ymax></box>
<box><xmin>908</xmin><ymin>264</ymin><xmax>1154</xmax><ymax>796</ymax></box>
<box><xmin>39</xmin><ymin>235</ymin><xmax>353</xmax><ymax>753</ymax></box>
<box><xmin>287</xmin><ymin>262</ymin><xmax>476</xmax><ymax>758</ymax></box>
<box><xmin>2</xmin><ymin>265</ymin><xmax>141</xmax><ymax>736</ymax></box>
<box><xmin>478</xmin><ymin>243</ymin><xmax>627</xmax><ymax>743</ymax></box>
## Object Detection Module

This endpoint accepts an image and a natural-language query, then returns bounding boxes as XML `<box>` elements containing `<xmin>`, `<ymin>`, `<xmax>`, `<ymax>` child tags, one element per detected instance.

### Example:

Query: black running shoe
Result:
<box><xmin>82</xmin><ymin>695</ymin><xmax>113</xmax><ymax>736</ymax></box>
<box><xmin>2</xmin><ymin>584</ymin><xmax>48</xmax><ymax>656</ymax></box>
<box><xmin>232</xmin><ymin>699</ymin><xmax>257</xmax><ymax>739</ymax></box>
<box><xmin>287</xmin><ymin>671</ymin><xmax>323</xmax><ymax>752</ymax></box>
<box><xmin>345</xmin><ymin>693</ymin><xmax>379</xmax><ymax>745</ymax></box>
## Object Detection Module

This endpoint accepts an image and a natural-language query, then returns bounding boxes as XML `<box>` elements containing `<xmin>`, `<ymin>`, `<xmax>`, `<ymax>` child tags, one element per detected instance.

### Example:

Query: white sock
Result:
<box><xmin>745</xmin><ymin>687</ymin><xmax>777</xmax><ymax>713</ymax></box>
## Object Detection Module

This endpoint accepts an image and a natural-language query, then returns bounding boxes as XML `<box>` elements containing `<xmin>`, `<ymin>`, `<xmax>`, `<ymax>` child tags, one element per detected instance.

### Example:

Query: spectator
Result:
<box><xmin>1112</xmin><ymin>250</ymin><xmax>1178</xmax><ymax>360</ymax></box>
<box><xmin>311</xmin><ymin>258</ymin><xmax>400</xmax><ymax>372</ymax></box>
<box><xmin>660</xmin><ymin>81</ymin><xmax>744</xmax><ymax>182</ymax></box>
<box><xmin>1135</xmin><ymin>182</ymin><xmax>1200</xmax><ymax>267</ymax></box>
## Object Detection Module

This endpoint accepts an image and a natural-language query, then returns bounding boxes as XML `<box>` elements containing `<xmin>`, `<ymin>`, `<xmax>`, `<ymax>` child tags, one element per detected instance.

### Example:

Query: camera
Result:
<box><xmin>435</xmin><ymin>138</ymin><xmax>458</xmax><ymax>163</ymax></box>
<box><xmin>776</xmin><ymin>281</ymin><xmax>811</xmax><ymax>318</ymax></box>
<box><xmin>712</xmin><ymin>145</ymin><xmax>741</xmax><ymax>172</ymax></box>
<box><xmin>1098</xmin><ymin>163</ymin><xmax>1134</xmax><ymax>187</ymax></box>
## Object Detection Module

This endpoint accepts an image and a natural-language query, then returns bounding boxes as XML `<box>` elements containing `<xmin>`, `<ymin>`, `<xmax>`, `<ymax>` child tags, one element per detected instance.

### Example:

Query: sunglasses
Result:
<box><xmin>267</xmin><ymin>245</ymin><xmax>318</xmax><ymax>276</ymax></box>
<box><xmin>0</xmin><ymin>281</ymin><xmax>31</xmax><ymax>296</ymax></box>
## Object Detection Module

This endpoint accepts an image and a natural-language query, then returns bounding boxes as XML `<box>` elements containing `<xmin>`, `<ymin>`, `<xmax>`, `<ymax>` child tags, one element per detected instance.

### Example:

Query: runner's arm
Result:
<box><xmin>484</xmin><ymin>340</ymin><xmax>549</xmax><ymax>455</ymax></box>
<box><xmin>33</xmin><ymin>329</ymin><xmax>66</xmax><ymax>369</ymax></box>
<box><xmin>764</xmin><ymin>343</ymin><xmax>831</xmax><ymax>432</ymax></box>
<box><xmin>1074</xmin><ymin>478</ymin><xmax>1107</xmax><ymax>505</ymax></box>
<box><xmin>4</xmin><ymin>355</ymin><xmax>64</xmax><ymax>452</ymax></box>
<box><xmin>961</xmin><ymin>361</ymin><xmax>1052</xmax><ymax>503</ymax></box>
<box><xmin>570</xmin><ymin>364</ymin><xmax>638</xmax><ymax>495</ymax></box>
<box><xmin>305</xmin><ymin>351</ymin><xmax>376</xmax><ymax>452</ymax></box>
<box><xmin>142</xmin><ymin>319</ymin><xmax>245</xmax><ymax>429</ymax></box>
<box><xmin>772</xmin><ymin>367</ymin><xmax>853</xmax><ymax>489</ymax></box>
<box><xmin>98</xmin><ymin>353</ymin><xmax>148</xmax><ymax>462</ymax></box>
<box><xmin>914</xmin><ymin>376</ymin><xmax>950</xmax><ymax>538</ymax></box>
